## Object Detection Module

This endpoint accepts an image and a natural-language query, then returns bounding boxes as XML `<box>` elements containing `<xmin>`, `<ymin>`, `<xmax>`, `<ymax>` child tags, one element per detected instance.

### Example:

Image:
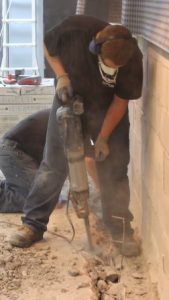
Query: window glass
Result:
<box><xmin>8</xmin><ymin>0</ymin><xmax>32</xmax><ymax>71</ymax></box>
<box><xmin>9</xmin><ymin>47</ymin><xmax>32</xmax><ymax>68</ymax></box>
<box><xmin>9</xmin><ymin>0</ymin><xmax>32</xmax><ymax>19</ymax></box>
<box><xmin>9</xmin><ymin>23</ymin><xmax>32</xmax><ymax>43</ymax></box>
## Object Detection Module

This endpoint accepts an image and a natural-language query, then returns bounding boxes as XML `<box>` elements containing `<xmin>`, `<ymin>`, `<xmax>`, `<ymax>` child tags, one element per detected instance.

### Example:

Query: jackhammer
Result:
<box><xmin>56</xmin><ymin>95</ymin><xmax>93</xmax><ymax>249</ymax></box>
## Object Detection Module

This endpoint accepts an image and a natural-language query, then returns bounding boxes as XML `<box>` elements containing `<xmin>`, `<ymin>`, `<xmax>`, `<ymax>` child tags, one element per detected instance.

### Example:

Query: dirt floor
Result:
<box><xmin>0</xmin><ymin>180</ymin><xmax>159</xmax><ymax>300</ymax></box>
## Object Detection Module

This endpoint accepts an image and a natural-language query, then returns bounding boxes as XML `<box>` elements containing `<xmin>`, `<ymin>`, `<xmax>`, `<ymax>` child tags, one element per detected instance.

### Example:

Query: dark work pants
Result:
<box><xmin>0</xmin><ymin>139</ymin><xmax>38</xmax><ymax>212</ymax></box>
<box><xmin>96</xmin><ymin>115</ymin><xmax>133</xmax><ymax>237</ymax></box>
<box><xmin>22</xmin><ymin>96</ymin><xmax>68</xmax><ymax>231</ymax></box>
<box><xmin>22</xmin><ymin>95</ymin><xmax>133</xmax><ymax>235</ymax></box>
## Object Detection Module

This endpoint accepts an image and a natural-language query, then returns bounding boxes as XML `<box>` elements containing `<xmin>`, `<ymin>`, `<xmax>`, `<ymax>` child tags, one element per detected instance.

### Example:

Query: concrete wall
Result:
<box><xmin>129</xmin><ymin>37</ymin><xmax>169</xmax><ymax>300</ymax></box>
<box><xmin>108</xmin><ymin>0</ymin><xmax>122</xmax><ymax>23</ymax></box>
<box><xmin>0</xmin><ymin>79</ymin><xmax>55</xmax><ymax>137</ymax></box>
<box><xmin>43</xmin><ymin>0</ymin><xmax>77</xmax><ymax>77</ymax></box>
<box><xmin>86</xmin><ymin>0</ymin><xmax>122</xmax><ymax>23</ymax></box>
<box><xmin>85</xmin><ymin>0</ymin><xmax>111</xmax><ymax>21</ymax></box>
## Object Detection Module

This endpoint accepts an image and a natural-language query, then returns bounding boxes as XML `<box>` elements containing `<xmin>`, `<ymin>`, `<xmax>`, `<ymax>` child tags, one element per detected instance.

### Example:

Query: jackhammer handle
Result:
<box><xmin>61</xmin><ymin>92</ymin><xmax>69</xmax><ymax>104</ymax></box>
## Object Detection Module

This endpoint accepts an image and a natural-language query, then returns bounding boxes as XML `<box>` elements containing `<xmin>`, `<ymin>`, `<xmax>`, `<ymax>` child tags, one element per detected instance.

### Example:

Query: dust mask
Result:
<box><xmin>98</xmin><ymin>56</ymin><xmax>118</xmax><ymax>87</ymax></box>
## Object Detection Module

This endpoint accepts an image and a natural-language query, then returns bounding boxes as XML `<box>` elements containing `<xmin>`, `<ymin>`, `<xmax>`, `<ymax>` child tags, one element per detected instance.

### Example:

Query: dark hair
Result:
<box><xmin>98</xmin><ymin>25</ymin><xmax>137</xmax><ymax>65</ymax></box>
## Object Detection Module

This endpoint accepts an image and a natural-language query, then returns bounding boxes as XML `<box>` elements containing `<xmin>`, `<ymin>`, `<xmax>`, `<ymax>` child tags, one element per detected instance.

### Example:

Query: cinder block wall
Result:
<box><xmin>108</xmin><ymin>0</ymin><xmax>122</xmax><ymax>23</ymax></box>
<box><xmin>129</xmin><ymin>38</ymin><xmax>169</xmax><ymax>300</ymax></box>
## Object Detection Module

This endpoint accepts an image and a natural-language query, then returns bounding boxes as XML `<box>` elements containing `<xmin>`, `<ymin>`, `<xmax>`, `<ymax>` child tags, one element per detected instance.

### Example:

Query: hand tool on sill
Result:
<box><xmin>3</xmin><ymin>74</ymin><xmax>17</xmax><ymax>84</ymax></box>
<box><xmin>56</xmin><ymin>95</ymin><xmax>93</xmax><ymax>250</ymax></box>
<box><xmin>2</xmin><ymin>69</ymin><xmax>41</xmax><ymax>86</ymax></box>
<box><xmin>17</xmin><ymin>75</ymin><xmax>41</xmax><ymax>85</ymax></box>
<box><xmin>2</xmin><ymin>69</ymin><xmax>24</xmax><ymax>84</ymax></box>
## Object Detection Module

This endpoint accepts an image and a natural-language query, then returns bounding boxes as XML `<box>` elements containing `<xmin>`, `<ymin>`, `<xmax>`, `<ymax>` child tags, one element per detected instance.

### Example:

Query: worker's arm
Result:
<box><xmin>100</xmin><ymin>95</ymin><xmax>129</xmax><ymax>139</ymax></box>
<box><xmin>44</xmin><ymin>45</ymin><xmax>66</xmax><ymax>77</ymax></box>
<box><xmin>95</xmin><ymin>95</ymin><xmax>129</xmax><ymax>161</ymax></box>
<box><xmin>44</xmin><ymin>45</ymin><xmax>72</xmax><ymax>102</ymax></box>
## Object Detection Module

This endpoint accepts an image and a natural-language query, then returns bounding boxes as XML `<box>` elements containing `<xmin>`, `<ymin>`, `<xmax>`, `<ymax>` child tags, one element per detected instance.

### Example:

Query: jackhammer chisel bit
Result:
<box><xmin>70</xmin><ymin>191</ymin><xmax>93</xmax><ymax>250</ymax></box>
<box><xmin>84</xmin><ymin>215</ymin><xmax>93</xmax><ymax>250</ymax></box>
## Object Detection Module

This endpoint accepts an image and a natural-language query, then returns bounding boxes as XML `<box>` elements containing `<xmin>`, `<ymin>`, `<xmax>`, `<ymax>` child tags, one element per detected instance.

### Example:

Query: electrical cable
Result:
<box><xmin>0</xmin><ymin>190</ymin><xmax>76</xmax><ymax>245</ymax></box>
<box><xmin>48</xmin><ymin>190</ymin><xmax>76</xmax><ymax>244</ymax></box>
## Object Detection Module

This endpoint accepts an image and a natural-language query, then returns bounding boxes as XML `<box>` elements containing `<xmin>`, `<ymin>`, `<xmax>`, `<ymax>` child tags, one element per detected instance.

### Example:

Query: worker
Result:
<box><xmin>9</xmin><ymin>15</ymin><xmax>143</xmax><ymax>256</ymax></box>
<box><xmin>0</xmin><ymin>109</ymin><xmax>68</xmax><ymax>212</ymax></box>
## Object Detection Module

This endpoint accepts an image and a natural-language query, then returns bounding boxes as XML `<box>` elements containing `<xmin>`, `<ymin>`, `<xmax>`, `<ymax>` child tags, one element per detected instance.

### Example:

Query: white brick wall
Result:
<box><xmin>129</xmin><ymin>38</ymin><xmax>169</xmax><ymax>299</ymax></box>
<box><xmin>0</xmin><ymin>79</ymin><xmax>55</xmax><ymax>137</ymax></box>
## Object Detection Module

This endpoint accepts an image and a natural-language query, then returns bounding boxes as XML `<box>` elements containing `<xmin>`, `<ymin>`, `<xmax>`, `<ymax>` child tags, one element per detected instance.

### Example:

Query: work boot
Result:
<box><xmin>120</xmin><ymin>236</ymin><xmax>141</xmax><ymax>257</ymax></box>
<box><xmin>9</xmin><ymin>224</ymin><xmax>43</xmax><ymax>248</ymax></box>
<box><xmin>112</xmin><ymin>233</ymin><xmax>141</xmax><ymax>257</ymax></box>
<box><xmin>110</xmin><ymin>225</ymin><xmax>141</xmax><ymax>257</ymax></box>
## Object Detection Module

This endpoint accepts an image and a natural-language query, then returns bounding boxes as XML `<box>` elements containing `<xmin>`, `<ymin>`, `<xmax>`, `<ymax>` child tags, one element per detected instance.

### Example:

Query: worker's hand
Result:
<box><xmin>95</xmin><ymin>134</ymin><xmax>110</xmax><ymax>161</ymax></box>
<box><xmin>56</xmin><ymin>74</ymin><xmax>73</xmax><ymax>103</ymax></box>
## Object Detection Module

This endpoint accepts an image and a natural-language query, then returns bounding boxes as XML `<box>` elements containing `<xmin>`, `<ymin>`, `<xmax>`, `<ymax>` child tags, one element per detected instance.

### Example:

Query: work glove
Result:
<box><xmin>95</xmin><ymin>134</ymin><xmax>110</xmax><ymax>162</ymax></box>
<box><xmin>56</xmin><ymin>74</ymin><xmax>73</xmax><ymax>103</ymax></box>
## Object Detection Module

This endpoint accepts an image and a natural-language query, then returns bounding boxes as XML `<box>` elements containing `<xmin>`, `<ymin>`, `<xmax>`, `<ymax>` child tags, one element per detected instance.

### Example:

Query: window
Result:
<box><xmin>1</xmin><ymin>0</ymin><xmax>44</xmax><ymax>76</ymax></box>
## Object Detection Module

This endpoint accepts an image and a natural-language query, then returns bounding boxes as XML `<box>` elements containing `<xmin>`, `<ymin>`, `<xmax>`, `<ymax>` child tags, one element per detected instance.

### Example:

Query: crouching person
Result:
<box><xmin>0</xmin><ymin>109</ymin><xmax>50</xmax><ymax>212</ymax></box>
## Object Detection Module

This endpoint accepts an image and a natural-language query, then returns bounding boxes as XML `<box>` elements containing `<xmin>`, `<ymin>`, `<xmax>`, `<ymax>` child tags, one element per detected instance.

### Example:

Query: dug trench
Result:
<box><xmin>0</xmin><ymin>179</ymin><xmax>159</xmax><ymax>300</ymax></box>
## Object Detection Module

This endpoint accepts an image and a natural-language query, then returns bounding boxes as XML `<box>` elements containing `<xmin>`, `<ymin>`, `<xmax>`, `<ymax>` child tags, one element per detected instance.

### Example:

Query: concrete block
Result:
<box><xmin>20</xmin><ymin>78</ymin><xmax>55</xmax><ymax>95</ymax></box>
<box><xmin>129</xmin><ymin>187</ymin><xmax>142</xmax><ymax>231</ymax></box>
<box><xmin>151</xmin><ymin>220</ymin><xmax>169</xmax><ymax>277</ymax></box>
<box><xmin>129</xmin><ymin>137</ymin><xmax>142</xmax><ymax>198</ymax></box>
<box><xmin>141</xmin><ymin>175</ymin><xmax>169</xmax><ymax>246</ymax></box>
<box><xmin>0</xmin><ymin>78</ymin><xmax>55</xmax><ymax>96</ymax></box>
<box><xmin>130</xmin><ymin>163</ymin><xmax>141</xmax><ymax>200</ymax></box>
<box><xmin>158</xmin><ymin>65</ymin><xmax>169</xmax><ymax>109</ymax></box>
<box><xmin>156</xmin><ymin>192</ymin><xmax>169</xmax><ymax>238</ymax></box>
<box><xmin>0</xmin><ymin>95</ymin><xmax>53</xmax><ymax>105</ymax></box>
<box><xmin>160</xmin><ymin>109</ymin><xmax>169</xmax><ymax>154</ymax></box>
<box><xmin>145</xmin><ymin>232</ymin><xmax>169</xmax><ymax>300</ymax></box>
<box><xmin>130</xmin><ymin>104</ymin><xmax>143</xmax><ymax>143</ymax></box>
<box><xmin>0</xmin><ymin>103</ymin><xmax>51</xmax><ymax>115</ymax></box>
<box><xmin>142</xmin><ymin>128</ymin><xmax>163</xmax><ymax>191</ymax></box>
<box><xmin>141</xmin><ymin>183</ymin><xmax>153</xmax><ymax>227</ymax></box>
<box><xmin>141</xmin><ymin>183</ymin><xmax>169</xmax><ymax>287</ymax></box>
<box><xmin>130</xmin><ymin>131</ymin><xmax>141</xmax><ymax>159</ymax></box>
<box><xmin>128</xmin><ymin>101</ymin><xmax>134</xmax><ymax>128</ymax></box>
<box><xmin>154</xmin><ymin>62</ymin><xmax>166</xmax><ymax>99</ymax></box>
<box><xmin>147</xmin><ymin>47</ymin><xmax>169</xmax><ymax>110</ymax></box>
<box><xmin>163</xmin><ymin>152</ymin><xmax>169</xmax><ymax>197</ymax></box>
<box><xmin>143</xmin><ymin>93</ymin><xmax>163</xmax><ymax>136</ymax></box>
<box><xmin>146</xmin><ymin>53</ymin><xmax>158</xmax><ymax>97</ymax></box>
<box><xmin>0</xmin><ymin>85</ymin><xmax>20</xmax><ymax>96</ymax></box>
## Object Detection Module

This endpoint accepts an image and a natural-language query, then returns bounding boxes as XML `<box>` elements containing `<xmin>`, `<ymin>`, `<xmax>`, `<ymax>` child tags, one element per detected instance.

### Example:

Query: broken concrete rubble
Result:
<box><xmin>0</xmin><ymin>185</ymin><xmax>159</xmax><ymax>300</ymax></box>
